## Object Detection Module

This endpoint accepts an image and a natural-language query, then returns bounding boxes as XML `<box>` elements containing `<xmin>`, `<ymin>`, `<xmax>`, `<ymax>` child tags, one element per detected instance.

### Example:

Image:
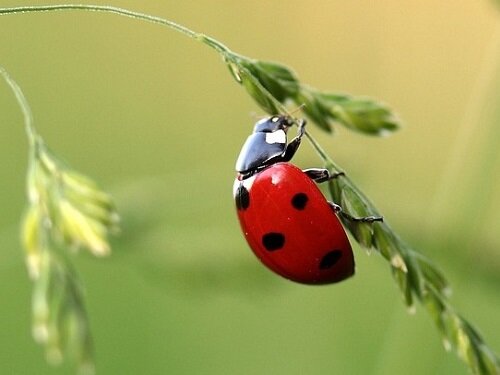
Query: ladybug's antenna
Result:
<box><xmin>251</xmin><ymin>104</ymin><xmax>305</xmax><ymax>123</ymax></box>
<box><xmin>250</xmin><ymin>112</ymin><xmax>263</xmax><ymax>121</ymax></box>
<box><xmin>286</xmin><ymin>104</ymin><xmax>306</xmax><ymax>127</ymax></box>
<box><xmin>288</xmin><ymin>104</ymin><xmax>306</xmax><ymax>116</ymax></box>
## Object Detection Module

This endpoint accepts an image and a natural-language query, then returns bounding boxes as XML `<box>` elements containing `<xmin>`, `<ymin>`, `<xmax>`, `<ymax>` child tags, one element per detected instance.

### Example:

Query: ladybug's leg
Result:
<box><xmin>303</xmin><ymin>168</ymin><xmax>345</xmax><ymax>183</ymax></box>
<box><xmin>282</xmin><ymin>119</ymin><xmax>306</xmax><ymax>162</ymax></box>
<box><xmin>329</xmin><ymin>202</ymin><xmax>383</xmax><ymax>223</ymax></box>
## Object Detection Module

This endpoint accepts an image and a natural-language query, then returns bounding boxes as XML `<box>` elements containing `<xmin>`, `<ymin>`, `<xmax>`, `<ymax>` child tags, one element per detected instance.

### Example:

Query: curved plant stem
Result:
<box><xmin>0</xmin><ymin>66</ymin><xmax>37</xmax><ymax>145</ymax></box>
<box><xmin>0</xmin><ymin>4</ymin><xmax>235</xmax><ymax>54</ymax></box>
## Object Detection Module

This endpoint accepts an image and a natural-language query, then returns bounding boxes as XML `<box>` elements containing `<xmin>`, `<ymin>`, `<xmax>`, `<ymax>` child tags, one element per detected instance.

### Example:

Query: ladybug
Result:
<box><xmin>233</xmin><ymin>115</ymin><xmax>381</xmax><ymax>284</ymax></box>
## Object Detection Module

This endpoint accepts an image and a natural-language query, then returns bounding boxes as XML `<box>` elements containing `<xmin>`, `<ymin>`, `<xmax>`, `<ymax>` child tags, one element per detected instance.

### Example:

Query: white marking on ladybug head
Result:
<box><xmin>265</xmin><ymin>129</ymin><xmax>286</xmax><ymax>144</ymax></box>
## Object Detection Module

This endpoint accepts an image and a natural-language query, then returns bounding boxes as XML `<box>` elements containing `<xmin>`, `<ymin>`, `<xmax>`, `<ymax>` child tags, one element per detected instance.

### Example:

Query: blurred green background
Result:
<box><xmin>1</xmin><ymin>1</ymin><xmax>499</xmax><ymax>374</ymax></box>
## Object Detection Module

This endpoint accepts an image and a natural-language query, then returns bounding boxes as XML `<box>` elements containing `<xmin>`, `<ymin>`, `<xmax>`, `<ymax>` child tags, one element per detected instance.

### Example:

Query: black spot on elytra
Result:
<box><xmin>235</xmin><ymin>185</ymin><xmax>250</xmax><ymax>210</ymax></box>
<box><xmin>319</xmin><ymin>250</ymin><xmax>342</xmax><ymax>269</ymax></box>
<box><xmin>291</xmin><ymin>192</ymin><xmax>308</xmax><ymax>210</ymax></box>
<box><xmin>262</xmin><ymin>232</ymin><xmax>285</xmax><ymax>251</ymax></box>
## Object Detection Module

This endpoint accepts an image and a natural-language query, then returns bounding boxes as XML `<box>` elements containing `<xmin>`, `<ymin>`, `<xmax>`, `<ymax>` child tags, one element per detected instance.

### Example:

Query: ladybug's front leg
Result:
<box><xmin>282</xmin><ymin>119</ymin><xmax>306</xmax><ymax>162</ymax></box>
<box><xmin>329</xmin><ymin>202</ymin><xmax>383</xmax><ymax>223</ymax></box>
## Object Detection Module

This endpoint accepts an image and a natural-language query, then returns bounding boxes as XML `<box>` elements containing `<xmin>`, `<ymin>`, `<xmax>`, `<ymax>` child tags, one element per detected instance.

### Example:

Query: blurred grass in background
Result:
<box><xmin>0</xmin><ymin>1</ymin><xmax>499</xmax><ymax>374</ymax></box>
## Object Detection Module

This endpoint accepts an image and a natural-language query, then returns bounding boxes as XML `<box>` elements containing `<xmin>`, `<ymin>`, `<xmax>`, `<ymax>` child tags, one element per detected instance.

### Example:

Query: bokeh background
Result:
<box><xmin>1</xmin><ymin>1</ymin><xmax>499</xmax><ymax>374</ymax></box>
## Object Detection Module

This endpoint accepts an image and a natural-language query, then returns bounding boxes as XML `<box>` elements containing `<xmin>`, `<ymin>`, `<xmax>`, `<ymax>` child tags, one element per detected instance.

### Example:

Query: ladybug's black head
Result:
<box><xmin>253</xmin><ymin>115</ymin><xmax>293</xmax><ymax>133</ymax></box>
<box><xmin>235</xmin><ymin>115</ymin><xmax>294</xmax><ymax>176</ymax></box>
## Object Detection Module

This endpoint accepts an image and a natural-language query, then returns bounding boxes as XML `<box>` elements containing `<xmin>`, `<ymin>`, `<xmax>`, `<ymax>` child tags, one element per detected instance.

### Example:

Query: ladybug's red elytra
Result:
<box><xmin>233</xmin><ymin>115</ymin><xmax>381</xmax><ymax>284</ymax></box>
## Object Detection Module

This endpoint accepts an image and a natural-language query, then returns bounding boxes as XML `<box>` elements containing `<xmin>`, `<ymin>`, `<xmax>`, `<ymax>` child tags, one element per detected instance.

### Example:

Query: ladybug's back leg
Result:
<box><xmin>302</xmin><ymin>167</ymin><xmax>384</xmax><ymax>223</ymax></box>
<box><xmin>328</xmin><ymin>202</ymin><xmax>383</xmax><ymax>223</ymax></box>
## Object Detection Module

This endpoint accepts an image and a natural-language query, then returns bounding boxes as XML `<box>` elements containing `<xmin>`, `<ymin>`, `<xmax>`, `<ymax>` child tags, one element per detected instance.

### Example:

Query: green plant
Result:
<box><xmin>0</xmin><ymin>4</ymin><xmax>498</xmax><ymax>375</ymax></box>
<box><xmin>0</xmin><ymin>65</ymin><xmax>118</xmax><ymax>375</ymax></box>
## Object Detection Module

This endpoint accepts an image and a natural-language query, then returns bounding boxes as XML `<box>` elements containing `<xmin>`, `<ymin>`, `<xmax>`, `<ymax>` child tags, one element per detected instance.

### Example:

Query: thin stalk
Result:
<box><xmin>0</xmin><ymin>65</ymin><xmax>37</xmax><ymax>146</ymax></box>
<box><xmin>0</xmin><ymin>4</ymin><xmax>234</xmax><ymax>54</ymax></box>
<box><xmin>0</xmin><ymin>5</ymin><xmax>195</xmax><ymax>37</ymax></box>
<box><xmin>304</xmin><ymin>131</ymin><xmax>339</xmax><ymax>170</ymax></box>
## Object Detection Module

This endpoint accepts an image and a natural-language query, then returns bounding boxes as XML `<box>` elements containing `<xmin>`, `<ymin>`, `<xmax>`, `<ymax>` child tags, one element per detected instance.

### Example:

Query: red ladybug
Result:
<box><xmin>233</xmin><ymin>115</ymin><xmax>380</xmax><ymax>284</ymax></box>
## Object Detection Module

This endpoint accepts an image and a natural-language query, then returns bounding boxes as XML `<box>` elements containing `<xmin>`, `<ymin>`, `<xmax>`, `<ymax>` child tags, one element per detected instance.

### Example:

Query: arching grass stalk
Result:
<box><xmin>0</xmin><ymin>4</ymin><xmax>498</xmax><ymax>374</ymax></box>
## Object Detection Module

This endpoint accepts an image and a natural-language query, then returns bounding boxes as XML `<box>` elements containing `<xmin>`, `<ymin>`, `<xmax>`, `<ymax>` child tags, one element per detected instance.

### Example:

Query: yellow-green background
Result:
<box><xmin>0</xmin><ymin>1</ymin><xmax>499</xmax><ymax>374</ymax></box>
